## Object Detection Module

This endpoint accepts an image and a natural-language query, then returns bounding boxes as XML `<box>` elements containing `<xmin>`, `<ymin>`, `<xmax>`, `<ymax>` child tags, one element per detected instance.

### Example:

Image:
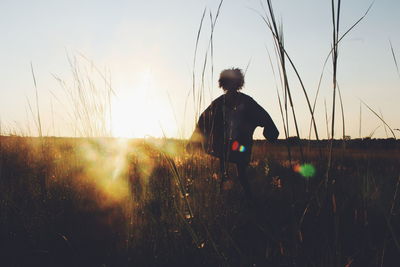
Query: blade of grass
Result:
<box><xmin>368</xmin><ymin>125</ymin><xmax>380</xmax><ymax>138</ymax></box>
<box><xmin>324</xmin><ymin>99</ymin><xmax>330</xmax><ymax>139</ymax></box>
<box><xmin>359</xmin><ymin>101</ymin><xmax>362</xmax><ymax>138</ymax></box>
<box><xmin>30</xmin><ymin>62</ymin><xmax>43</xmax><ymax>138</ymax></box>
<box><xmin>192</xmin><ymin>7</ymin><xmax>207</xmax><ymax>120</ymax></box>
<box><xmin>379</xmin><ymin>109</ymin><xmax>389</xmax><ymax>138</ymax></box>
<box><xmin>308</xmin><ymin>1</ymin><xmax>374</xmax><ymax>139</ymax></box>
<box><xmin>337</xmin><ymin>83</ymin><xmax>345</xmax><ymax>140</ymax></box>
<box><xmin>263</xmin><ymin>0</ymin><xmax>304</xmax><ymax>161</ymax></box>
<box><xmin>199</xmin><ymin>0</ymin><xmax>224</xmax><ymax>117</ymax></box>
<box><xmin>360</xmin><ymin>100</ymin><xmax>396</xmax><ymax>139</ymax></box>
<box><xmin>389</xmin><ymin>39</ymin><xmax>400</xmax><ymax>79</ymax></box>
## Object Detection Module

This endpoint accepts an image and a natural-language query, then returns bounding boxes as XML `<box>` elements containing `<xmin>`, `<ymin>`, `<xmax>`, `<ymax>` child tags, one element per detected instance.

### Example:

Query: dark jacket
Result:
<box><xmin>189</xmin><ymin>92</ymin><xmax>279</xmax><ymax>164</ymax></box>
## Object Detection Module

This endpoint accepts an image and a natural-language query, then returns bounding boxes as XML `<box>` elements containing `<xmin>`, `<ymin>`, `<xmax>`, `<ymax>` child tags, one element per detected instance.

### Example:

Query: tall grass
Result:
<box><xmin>51</xmin><ymin>52</ymin><xmax>114</xmax><ymax>138</ymax></box>
<box><xmin>30</xmin><ymin>62</ymin><xmax>43</xmax><ymax>138</ymax></box>
<box><xmin>360</xmin><ymin>100</ymin><xmax>397</xmax><ymax>139</ymax></box>
<box><xmin>259</xmin><ymin>0</ymin><xmax>304</xmax><ymax>163</ymax></box>
<box><xmin>2</xmin><ymin>1</ymin><xmax>400</xmax><ymax>266</ymax></box>
<box><xmin>389</xmin><ymin>40</ymin><xmax>400</xmax><ymax>79</ymax></box>
<box><xmin>189</xmin><ymin>0</ymin><xmax>224</xmax><ymax>123</ymax></box>
<box><xmin>359</xmin><ymin>101</ymin><xmax>362</xmax><ymax>138</ymax></box>
<box><xmin>257</xmin><ymin>1</ymin><xmax>378</xmax><ymax>265</ymax></box>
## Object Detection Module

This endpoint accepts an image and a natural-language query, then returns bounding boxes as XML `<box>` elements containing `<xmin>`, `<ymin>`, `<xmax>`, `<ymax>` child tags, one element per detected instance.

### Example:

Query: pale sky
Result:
<box><xmin>0</xmin><ymin>0</ymin><xmax>399</xmax><ymax>139</ymax></box>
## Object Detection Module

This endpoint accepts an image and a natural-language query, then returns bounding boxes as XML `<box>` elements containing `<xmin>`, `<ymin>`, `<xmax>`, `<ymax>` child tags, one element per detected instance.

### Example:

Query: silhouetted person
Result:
<box><xmin>188</xmin><ymin>68</ymin><xmax>279</xmax><ymax>200</ymax></box>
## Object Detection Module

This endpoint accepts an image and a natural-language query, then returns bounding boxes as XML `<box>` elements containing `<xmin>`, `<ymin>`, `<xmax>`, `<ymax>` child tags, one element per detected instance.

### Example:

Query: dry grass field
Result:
<box><xmin>1</xmin><ymin>136</ymin><xmax>399</xmax><ymax>266</ymax></box>
<box><xmin>1</xmin><ymin>2</ymin><xmax>399</xmax><ymax>266</ymax></box>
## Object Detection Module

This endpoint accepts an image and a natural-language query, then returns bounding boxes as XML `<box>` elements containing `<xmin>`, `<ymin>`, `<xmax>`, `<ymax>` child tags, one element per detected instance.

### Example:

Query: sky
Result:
<box><xmin>0</xmin><ymin>0</ymin><xmax>399</xmax><ymax>139</ymax></box>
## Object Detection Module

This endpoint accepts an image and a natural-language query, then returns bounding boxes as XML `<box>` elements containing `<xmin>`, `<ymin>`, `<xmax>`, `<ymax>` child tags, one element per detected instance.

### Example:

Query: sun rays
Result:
<box><xmin>110</xmin><ymin>69</ymin><xmax>177</xmax><ymax>138</ymax></box>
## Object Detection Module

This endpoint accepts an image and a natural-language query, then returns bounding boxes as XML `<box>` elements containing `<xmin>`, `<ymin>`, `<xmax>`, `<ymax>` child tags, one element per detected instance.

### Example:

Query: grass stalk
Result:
<box><xmin>359</xmin><ymin>101</ymin><xmax>362</xmax><ymax>138</ymax></box>
<box><xmin>324</xmin><ymin>99</ymin><xmax>330</xmax><ymax>139</ymax></box>
<box><xmin>263</xmin><ymin>0</ymin><xmax>305</xmax><ymax>162</ymax></box>
<box><xmin>326</xmin><ymin>1</ymin><xmax>342</xmax><ymax>266</ymax></box>
<box><xmin>192</xmin><ymin>8</ymin><xmax>207</xmax><ymax>121</ymax></box>
<box><xmin>266</xmin><ymin>45</ymin><xmax>291</xmax><ymax>159</ymax></box>
<box><xmin>337</xmin><ymin>83</ymin><xmax>345</xmax><ymax>141</ymax></box>
<box><xmin>199</xmin><ymin>0</ymin><xmax>224</xmax><ymax>116</ymax></box>
<box><xmin>308</xmin><ymin>2</ymin><xmax>374</xmax><ymax>140</ymax></box>
<box><xmin>379</xmin><ymin>109</ymin><xmax>389</xmax><ymax>138</ymax></box>
<box><xmin>30</xmin><ymin>63</ymin><xmax>43</xmax><ymax>138</ymax></box>
<box><xmin>361</xmin><ymin>100</ymin><xmax>397</xmax><ymax>139</ymax></box>
<box><xmin>389</xmin><ymin>40</ymin><xmax>400</xmax><ymax>79</ymax></box>
<box><xmin>256</xmin><ymin>3</ymin><xmax>321</xmax><ymax>143</ymax></box>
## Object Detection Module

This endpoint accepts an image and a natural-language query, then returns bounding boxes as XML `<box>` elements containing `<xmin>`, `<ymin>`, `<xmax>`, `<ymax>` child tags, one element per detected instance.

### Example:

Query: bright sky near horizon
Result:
<box><xmin>0</xmin><ymin>0</ymin><xmax>399</xmax><ymax>139</ymax></box>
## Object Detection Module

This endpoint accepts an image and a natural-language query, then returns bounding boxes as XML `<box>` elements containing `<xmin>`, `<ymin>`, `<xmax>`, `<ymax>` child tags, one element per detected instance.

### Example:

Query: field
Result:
<box><xmin>2</xmin><ymin>0</ymin><xmax>400</xmax><ymax>266</ymax></box>
<box><xmin>1</xmin><ymin>136</ymin><xmax>399</xmax><ymax>267</ymax></box>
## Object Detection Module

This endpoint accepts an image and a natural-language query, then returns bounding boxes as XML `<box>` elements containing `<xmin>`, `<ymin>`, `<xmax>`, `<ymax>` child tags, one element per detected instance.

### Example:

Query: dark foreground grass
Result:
<box><xmin>0</xmin><ymin>136</ymin><xmax>399</xmax><ymax>267</ymax></box>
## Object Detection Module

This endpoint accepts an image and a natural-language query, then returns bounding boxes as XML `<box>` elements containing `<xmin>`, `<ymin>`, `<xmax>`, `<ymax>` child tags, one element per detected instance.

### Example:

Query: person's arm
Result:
<box><xmin>187</xmin><ymin>101</ymin><xmax>215</xmax><ymax>152</ymax></box>
<box><xmin>250</xmin><ymin>98</ymin><xmax>279</xmax><ymax>142</ymax></box>
<box><xmin>186</xmin><ymin>125</ymin><xmax>204</xmax><ymax>152</ymax></box>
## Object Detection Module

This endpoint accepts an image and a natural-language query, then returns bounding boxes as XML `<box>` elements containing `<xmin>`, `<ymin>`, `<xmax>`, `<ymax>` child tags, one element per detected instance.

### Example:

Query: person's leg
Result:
<box><xmin>236</xmin><ymin>162</ymin><xmax>252</xmax><ymax>201</ymax></box>
<box><xmin>219</xmin><ymin>158</ymin><xmax>228</xmax><ymax>191</ymax></box>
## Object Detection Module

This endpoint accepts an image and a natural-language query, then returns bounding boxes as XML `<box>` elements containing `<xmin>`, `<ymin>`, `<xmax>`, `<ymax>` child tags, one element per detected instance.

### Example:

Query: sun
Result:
<box><xmin>110</xmin><ymin>69</ymin><xmax>176</xmax><ymax>138</ymax></box>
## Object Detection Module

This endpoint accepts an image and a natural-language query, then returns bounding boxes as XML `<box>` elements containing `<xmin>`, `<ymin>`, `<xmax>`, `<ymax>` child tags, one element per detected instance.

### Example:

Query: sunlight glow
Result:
<box><xmin>111</xmin><ymin>69</ymin><xmax>177</xmax><ymax>138</ymax></box>
<box><xmin>78</xmin><ymin>139</ymin><xmax>131</xmax><ymax>205</ymax></box>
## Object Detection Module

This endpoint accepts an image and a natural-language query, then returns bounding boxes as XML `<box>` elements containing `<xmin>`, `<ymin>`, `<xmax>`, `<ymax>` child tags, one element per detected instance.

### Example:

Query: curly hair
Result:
<box><xmin>218</xmin><ymin>68</ymin><xmax>244</xmax><ymax>92</ymax></box>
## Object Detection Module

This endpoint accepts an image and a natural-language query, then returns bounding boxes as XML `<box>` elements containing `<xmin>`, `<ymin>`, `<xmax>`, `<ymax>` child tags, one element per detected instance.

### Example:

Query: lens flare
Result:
<box><xmin>293</xmin><ymin>164</ymin><xmax>301</xmax><ymax>173</ymax></box>
<box><xmin>78</xmin><ymin>138</ymin><xmax>132</xmax><ymax>206</ymax></box>
<box><xmin>239</xmin><ymin>145</ymin><xmax>246</xmax><ymax>152</ymax></box>
<box><xmin>294</xmin><ymin>163</ymin><xmax>316</xmax><ymax>178</ymax></box>
<box><xmin>231</xmin><ymin>141</ymin><xmax>239</xmax><ymax>151</ymax></box>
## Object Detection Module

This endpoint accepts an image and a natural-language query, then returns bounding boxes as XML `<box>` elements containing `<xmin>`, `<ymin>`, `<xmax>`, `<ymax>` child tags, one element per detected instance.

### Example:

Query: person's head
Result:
<box><xmin>218</xmin><ymin>68</ymin><xmax>244</xmax><ymax>93</ymax></box>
